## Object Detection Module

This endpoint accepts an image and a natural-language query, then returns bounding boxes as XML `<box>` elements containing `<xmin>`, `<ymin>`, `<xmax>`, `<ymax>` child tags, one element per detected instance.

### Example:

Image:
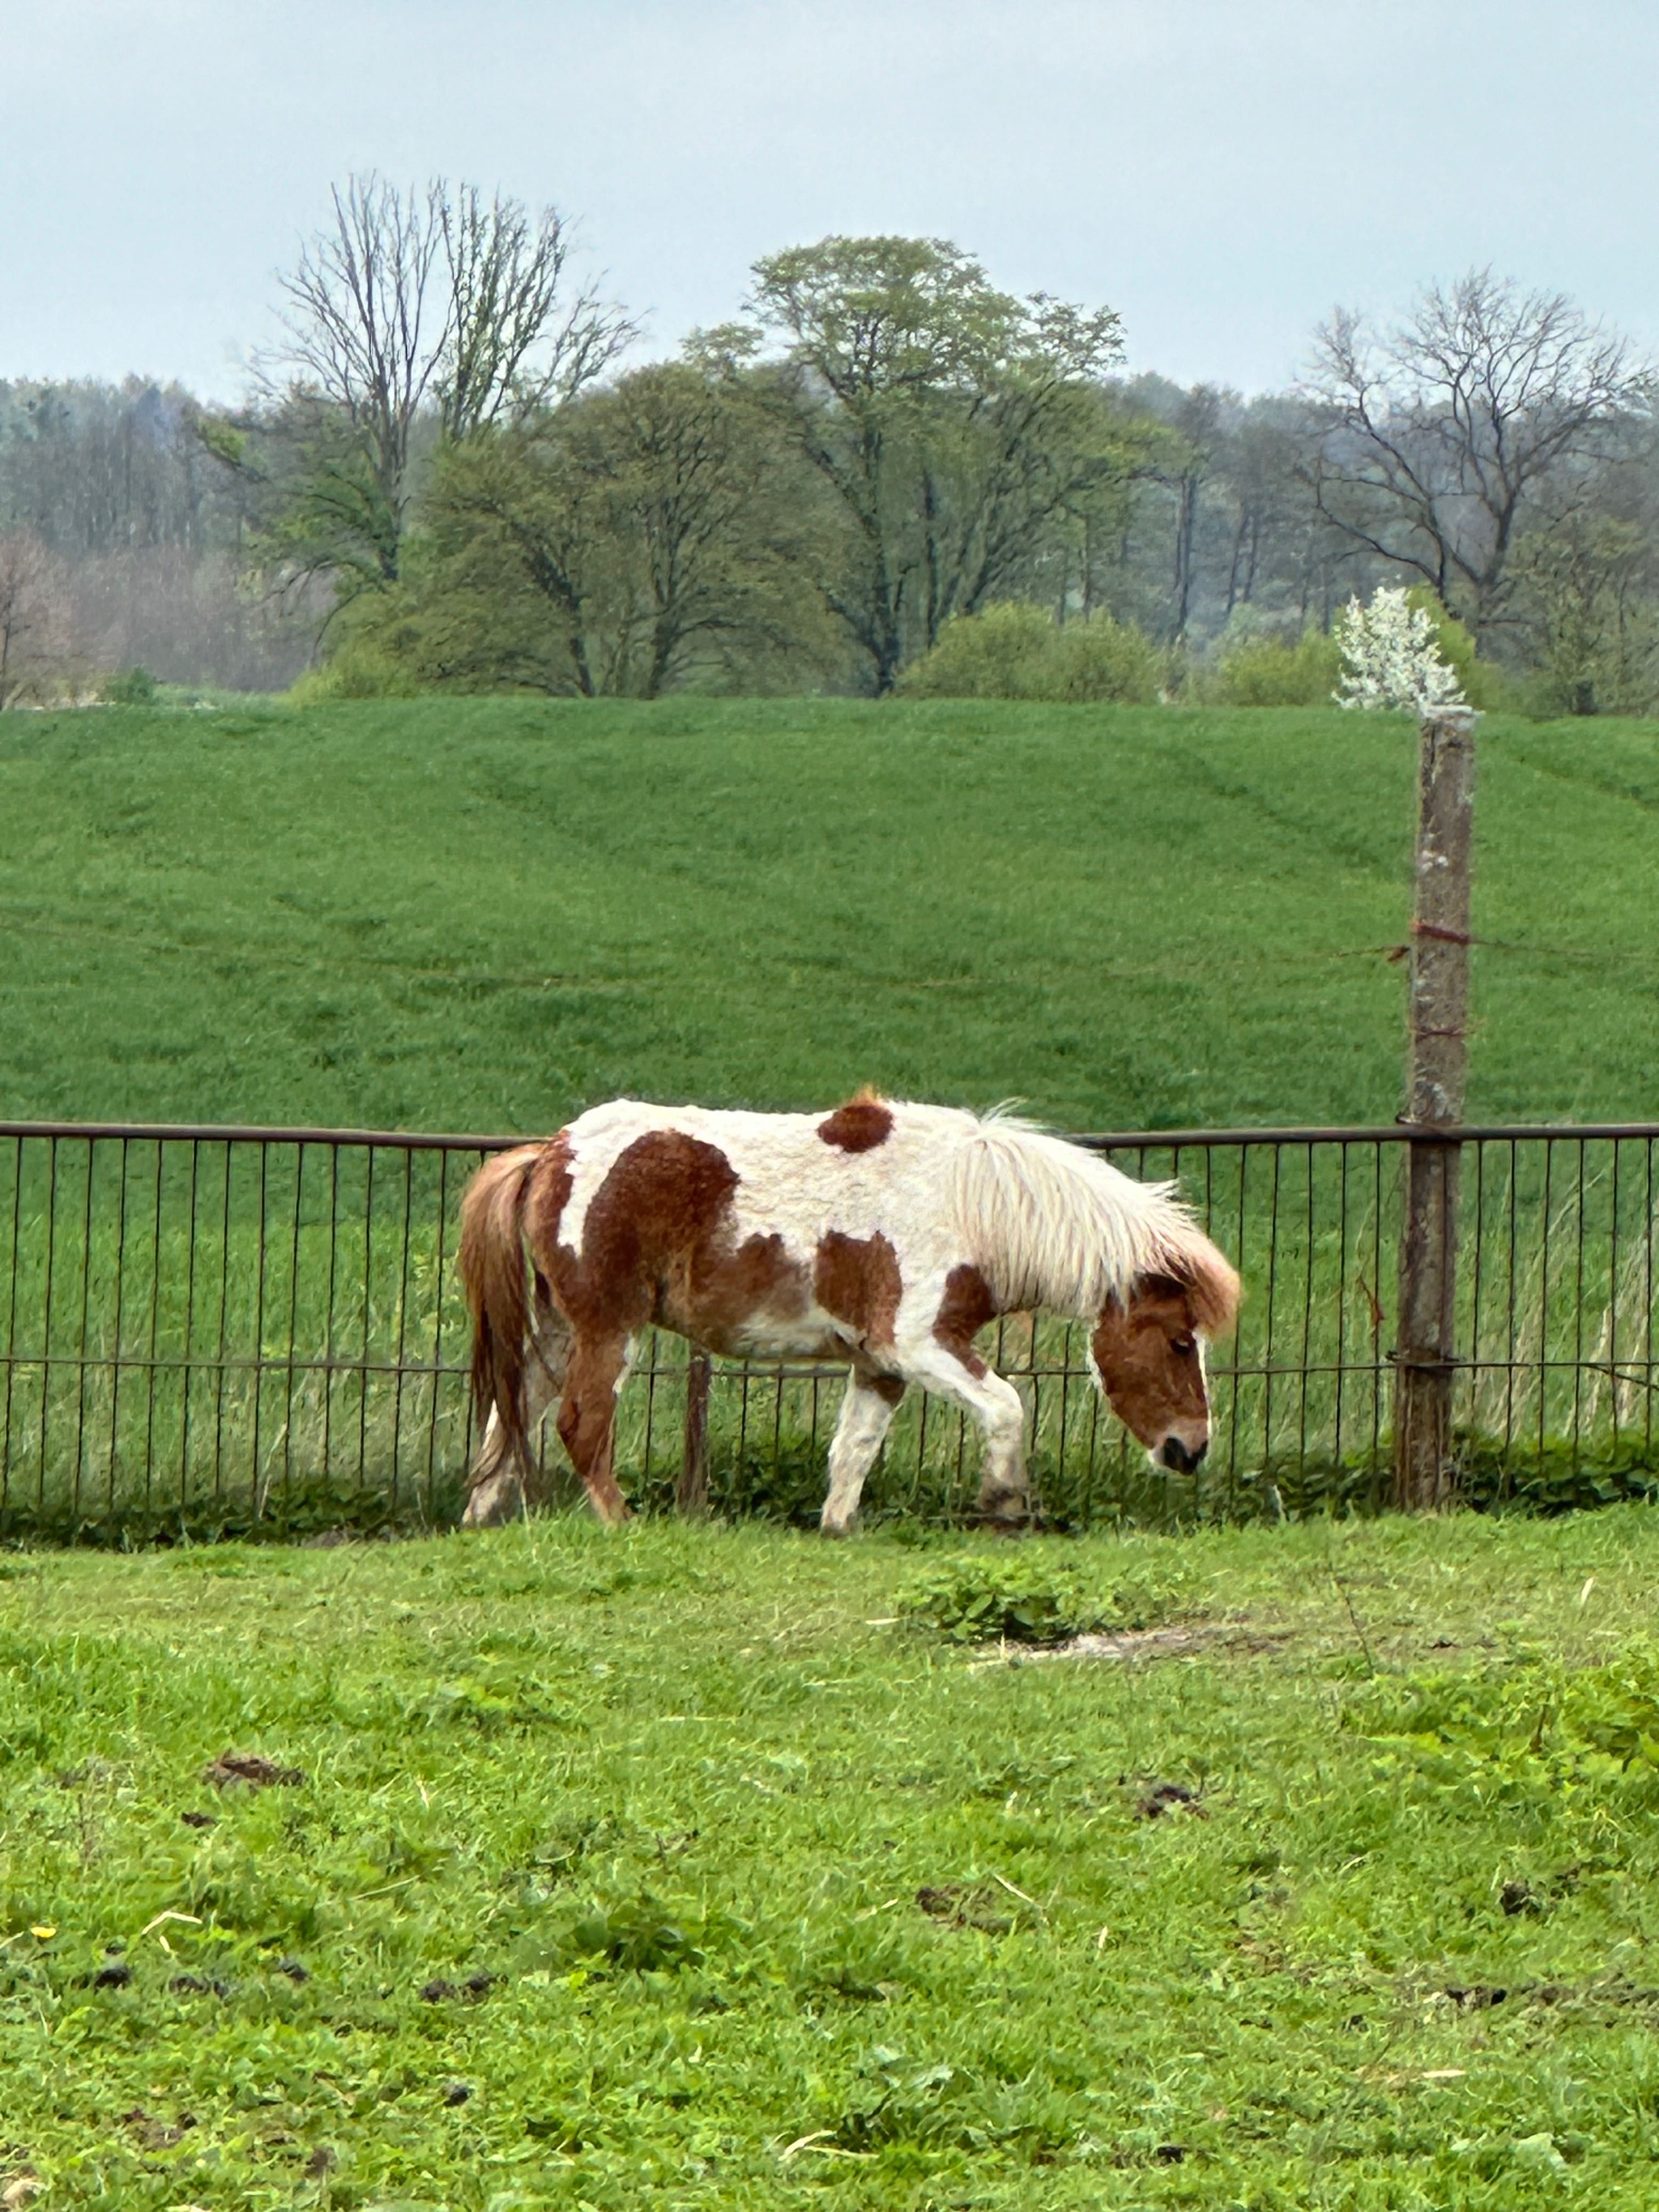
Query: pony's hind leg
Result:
<box><xmin>821</xmin><ymin>1368</ymin><xmax>906</xmax><ymax>1534</ymax></box>
<box><xmin>556</xmin><ymin>1331</ymin><xmax>635</xmax><ymax>1526</ymax></box>
<box><xmin>462</xmin><ymin>1289</ymin><xmax>571</xmax><ymax>1527</ymax></box>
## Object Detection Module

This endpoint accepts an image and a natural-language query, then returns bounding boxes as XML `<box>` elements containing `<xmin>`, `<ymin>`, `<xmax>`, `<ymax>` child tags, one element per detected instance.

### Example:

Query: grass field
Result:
<box><xmin>4</xmin><ymin>1511</ymin><xmax>1659</xmax><ymax>2207</ymax></box>
<box><xmin>3</xmin><ymin>696</ymin><xmax>1657</xmax><ymax>1134</ymax></box>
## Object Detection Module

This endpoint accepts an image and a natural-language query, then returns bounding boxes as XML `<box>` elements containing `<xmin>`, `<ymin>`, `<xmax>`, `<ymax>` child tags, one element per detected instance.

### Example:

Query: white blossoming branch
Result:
<box><xmin>1334</xmin><ymin>586</ymin><xmax>1467</xmax><ymax>714</ymax></box>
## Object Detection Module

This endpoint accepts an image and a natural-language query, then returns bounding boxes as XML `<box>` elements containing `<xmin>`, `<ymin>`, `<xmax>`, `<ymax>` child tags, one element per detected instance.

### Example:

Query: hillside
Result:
<box><xmin>1</xmin><ymin>697</ymin><xmax>1655</xmax><ymax>1133</ymax></box>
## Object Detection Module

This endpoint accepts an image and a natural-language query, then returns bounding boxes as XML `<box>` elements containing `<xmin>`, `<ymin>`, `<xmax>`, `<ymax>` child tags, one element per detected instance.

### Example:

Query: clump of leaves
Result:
<box><xmin>103</xmin><ymin>665</ymin><xmax>157</xmax><ymax>707</ymax></box>
<box><xmin>896</xmin><ymin>1551</ymin><xmax>1189</xmax><ymax>1645</ymax></box>
<box><xmin>1344</xmin><ymin>1643</ymin><xmax>1659</xmax><ymax>1793</ymax></box>
<box><xmin>547</xmin><ymin>1891</ymin><xmax>715</xmax><ymax>1974</ymax></box>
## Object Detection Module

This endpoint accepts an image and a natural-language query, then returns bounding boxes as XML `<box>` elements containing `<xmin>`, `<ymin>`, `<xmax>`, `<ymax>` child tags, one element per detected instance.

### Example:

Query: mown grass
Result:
<box><xmin>7</xmin><ymin>1511</ymin><xmax>1659</xmax><ymax>2206</ymax></box>
<box><xmin>2</xmin><ymin>697</ymin><xmax>1657</xmax><ymax>1133</ymax></box>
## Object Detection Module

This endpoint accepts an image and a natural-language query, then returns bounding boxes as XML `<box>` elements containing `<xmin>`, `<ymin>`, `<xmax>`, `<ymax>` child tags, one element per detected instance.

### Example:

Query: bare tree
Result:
<box><xmin>263</xmin><ymin>175</ymin><xmax>634</xmax><ymax>585</ymax></box>
<box><xmin>0</xmin><ymin>531</ymin><xmax>76</xmax><ymax>707</ymax></box>
<box><xmin>267</xmin><ymin>176</ymin><xmax>447</xmax><ymax>579</ymax></box>
<box><xmin>439</xmin><ymin>185</ymin><xmax>634</xmax><ymax>439</ymax></box>
<box><xmin>1305</xmin><ymin>270</ymin><xmax>1645</xmax><ymax>642</ymax></box>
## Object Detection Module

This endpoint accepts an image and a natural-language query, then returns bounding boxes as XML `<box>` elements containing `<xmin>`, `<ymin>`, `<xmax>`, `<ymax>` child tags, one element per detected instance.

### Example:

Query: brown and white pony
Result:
<box><xmin>458</xmin><ymin>1094</ymin><xmax>1240</xmax><ymax>1532</ymax></box>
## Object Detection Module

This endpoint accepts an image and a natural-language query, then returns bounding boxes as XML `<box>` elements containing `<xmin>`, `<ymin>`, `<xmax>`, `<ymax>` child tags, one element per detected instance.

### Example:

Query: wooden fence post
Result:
<box><xmin>1393</xmin><ymin>706</ymin><xmax>1479</xmax><ymax>1510</ymax></box>
<box><xmin>678</xmin><ymin>1348</ymin><xmax>712</xmax><ymax>1514</ymax></box>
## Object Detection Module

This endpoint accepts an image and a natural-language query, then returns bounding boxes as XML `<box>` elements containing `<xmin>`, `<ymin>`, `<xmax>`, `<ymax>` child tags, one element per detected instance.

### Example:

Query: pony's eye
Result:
<box><xmin>1172</xmin><ymin>1336</ymin><xmax>1197</xmax><ymax>1357</ymax></box>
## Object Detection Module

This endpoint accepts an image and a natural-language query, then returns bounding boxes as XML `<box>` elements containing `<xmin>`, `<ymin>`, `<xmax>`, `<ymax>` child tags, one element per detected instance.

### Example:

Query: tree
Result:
<box><xmin>258</xmin><ymin>175</ymin><xmax>633</xmax><ymax>591</ymax></box>
<box><xmin>357</xmin><ymin>362</ymin><xmax>833</xmax><ymax>698</ymax></box>
<box><xmin>1511</xmin><ymin>509</ymin><xmax>1657</xmax><ymax>713</ymax></box>
<box><xmin>0</xmin><ymin>531</ymin><xmax>76</xmax><ymax>707</ymax></box>
<box><xmin>1305</xmin><ymin>270</ymin><xmax>1645</xmax><ymax>644</ymax></box>
<box><xmin>727</xmin><ymin>236</ymin><xmax>1126</xmax><ymax>691</ymax></box>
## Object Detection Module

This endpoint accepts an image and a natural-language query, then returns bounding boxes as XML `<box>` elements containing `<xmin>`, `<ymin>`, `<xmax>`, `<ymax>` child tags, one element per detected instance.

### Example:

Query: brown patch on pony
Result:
<box><xmin>459</xmin><ymin>1142</ymin><xmax>554</xmax><ymax>1475</ymax></box>
<box><xmin>535</xmin><ymin>1130</ymin><xmax>811</xmax><ymax>1356</ymax></box>
<box><xmin>673</xmin><ymin>1230</ymin><xmax>812</xmax><ymax>1355</ymax></box>
<box><xmin>1090</xmin><ymin>1278</ymin><xmax>1209</xmax><ymax>1451</ymax></box>
<box><xmin>539</xmin><ymin>1129</ymin><xmax>741</xmax><ymax>1341</ymax></box>
<box><xmin>932</xmin><ymin>1263</ymin><xmax>997</xmax><ymax>1379</ymax></box>
<box><xmin>813</xmin><ymin>1230</ymin><xmax>902</xmax><ymax>1346</ymax></box>
<box><xmin>817</xmin><ymin>1091</ymin><xmax>894</xmax><ymax>1153</ymax></box>
<box><xmin>857</xmin><ymin>1366</ymin><xmax>907</xmax><ymax>1408</ymax></box>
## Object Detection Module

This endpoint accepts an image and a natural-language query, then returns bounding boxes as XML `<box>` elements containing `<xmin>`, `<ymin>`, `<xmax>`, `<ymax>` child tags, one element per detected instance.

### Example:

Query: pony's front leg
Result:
<box><xmin>899</xmin><ymin>1337</ymin><xmax>1030</xmax><ymax>1525</ymax></box>
<box><xmin>820</xmin><ymin>1368</ymin><xmax>906</xmax><ymax>1534</ymax></box>
<box><xmin>462</xmin><ymin>1295</ymin><xmax>570</xmax><ymax>1527</ymax></box>
<box><xmin>556</xmin><ymin>1332</ymin><xmax>634</xmax><ymax>1526</ymax></box>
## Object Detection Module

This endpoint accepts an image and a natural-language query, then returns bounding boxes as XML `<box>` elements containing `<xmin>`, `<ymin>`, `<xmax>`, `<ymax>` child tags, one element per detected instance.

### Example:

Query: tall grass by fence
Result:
<box><xmin>1</xmin><ymin>1120</ymin><xmax>1656</xmax><ymax>1542</ymax></box>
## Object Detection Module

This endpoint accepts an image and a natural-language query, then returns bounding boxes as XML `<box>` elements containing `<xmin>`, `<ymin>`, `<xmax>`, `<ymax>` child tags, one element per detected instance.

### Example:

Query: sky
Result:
<box><xmin>3</xmin><ymin>0</ymin><xmax>1656</xmax><ymax>402</ymax></box>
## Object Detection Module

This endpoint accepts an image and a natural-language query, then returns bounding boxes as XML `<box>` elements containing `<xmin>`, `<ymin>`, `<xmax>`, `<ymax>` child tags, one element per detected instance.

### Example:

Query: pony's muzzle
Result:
<box><xmin>1159</xmin><ymin>1435</ymin><xmax>1207</xmax><ymax>1475</ymax></box>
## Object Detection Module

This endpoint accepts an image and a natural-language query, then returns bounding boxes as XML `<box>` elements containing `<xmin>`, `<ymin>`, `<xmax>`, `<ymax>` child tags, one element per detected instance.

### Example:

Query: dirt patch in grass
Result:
<box><xmin>201</xmin><ymin>1751</ymin><xmax>306</xmax><ymax>1790</ymax></box>
<box><xmin>979</xmin><ymin>1621</ymin><xmax>1285</xmax><ymax>1666</ymax></box>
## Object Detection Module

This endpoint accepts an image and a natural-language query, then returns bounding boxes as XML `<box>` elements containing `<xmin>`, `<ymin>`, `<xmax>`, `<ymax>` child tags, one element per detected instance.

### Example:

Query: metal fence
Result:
<box><xmin>1</xmin><ymin>1118</ymin><xmax>1657</xmax><ymax>1541</ymax></box>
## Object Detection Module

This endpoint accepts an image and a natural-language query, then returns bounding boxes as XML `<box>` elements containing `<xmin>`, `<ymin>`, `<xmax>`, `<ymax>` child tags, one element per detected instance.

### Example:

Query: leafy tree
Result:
<box><xmin>352</xmin><ymin>363</ymin><xmax>833</xmax><ymax>697</ymax></box>
<box><xmin>1510</xmin><ymin>511</ymin><xmax>1657</xmax><ymax>714</ymax></box>
<box><xmin>724</xmin><ymin>236</ymin><xmax>1127</xmax><ymax>691</ymax></box>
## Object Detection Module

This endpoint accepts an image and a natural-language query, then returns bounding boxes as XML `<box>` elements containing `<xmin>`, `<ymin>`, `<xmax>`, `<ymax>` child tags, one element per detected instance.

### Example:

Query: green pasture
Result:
<box><xmin>5</xmin><ymin>1512</ymin><xmax>1659</xmax><ymax>2207</ymax></box>
<box><xmin>2</xmin><ymin>696</ymin><xmax>1657</xmax><ymax>1134</ymax></box>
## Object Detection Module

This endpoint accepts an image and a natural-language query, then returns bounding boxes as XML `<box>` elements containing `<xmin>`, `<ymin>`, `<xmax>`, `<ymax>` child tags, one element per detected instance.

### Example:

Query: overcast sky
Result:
<box><xmin>4</xmin><ymin>0</ymin><xmax>1655</xmax><ymax>401</ymax></box>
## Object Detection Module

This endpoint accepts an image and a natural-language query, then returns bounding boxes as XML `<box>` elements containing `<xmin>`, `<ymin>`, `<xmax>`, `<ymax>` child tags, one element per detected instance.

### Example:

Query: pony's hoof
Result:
<box><xmin>974</xmin><ymin>1488</ymin><xmax>1031</xmax><ymax>1532</ymax></box>
<box><xmin>461</xmin><ymin>1474</ymin><xmax>526</xmax><ymax>1528</ymax></box>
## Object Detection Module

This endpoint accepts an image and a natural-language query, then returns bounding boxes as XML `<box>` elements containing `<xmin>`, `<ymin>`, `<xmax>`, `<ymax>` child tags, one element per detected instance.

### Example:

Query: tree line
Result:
<box><xmin>2</xmin><ymin>174</ymin><xmax>1655</xmax><ymax>712</ymax></box>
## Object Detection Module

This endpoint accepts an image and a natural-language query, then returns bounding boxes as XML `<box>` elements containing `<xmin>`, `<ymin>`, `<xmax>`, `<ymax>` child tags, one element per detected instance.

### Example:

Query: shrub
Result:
<box><xmin>1048</xmin><ymin>613</ymin><xmax>1165</xmax><ymax>703</ymax></box>
<box><xmin>900</xmin><ymin>602</ymin><xmax>1162</xmax><ymax>704</ymax></box>
<box><xmin>1401</xmin><ymin>587</ymin><xmax>1509</xmax><ymax>712</ymax></box>
<box><xmin>1212</xmin><ymin>629</ymin><xmax>1342</xmax><ymax>707</ymax></box>
<box><xmin>102</xmin><ymin>666</ymin><xmax>157</xmax><ymax>707</ymax></box>
<box><xmin>900</xmin><ymin>602</ymin><xmax>1057</xmax><ymax>700</ymax></box>
<box><xmin>897</xmin><ymin>1551</ymin><xmax>1190</xmax><ymax>1644</ymax></box>
<box><xmin>286</xmin><ymin>639</ymin><xmax>421</xmax><ymax>705</ymax></box>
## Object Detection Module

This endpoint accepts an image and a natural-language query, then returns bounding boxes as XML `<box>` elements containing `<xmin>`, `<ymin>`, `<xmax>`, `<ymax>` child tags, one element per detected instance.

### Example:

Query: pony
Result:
<box><xmin>457</xmin><ymin>1093</ymin><xmax>1240</xmax><ymax>1532</ymax></box>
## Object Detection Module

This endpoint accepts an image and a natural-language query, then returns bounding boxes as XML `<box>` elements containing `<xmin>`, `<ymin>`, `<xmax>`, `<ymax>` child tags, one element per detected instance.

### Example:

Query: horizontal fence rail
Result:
<box><xmin>0</xmin><ymin>1120</ymin><xmax>1656</xmax><ymax>1540</ymax></box>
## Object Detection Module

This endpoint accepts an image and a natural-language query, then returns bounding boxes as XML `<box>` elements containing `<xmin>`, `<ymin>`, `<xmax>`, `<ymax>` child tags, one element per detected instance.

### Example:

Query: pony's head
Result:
<box><xmin>1090</xmin><ymin>1238</ymin><xmax>1240</xmax><ymax>1475</ymax></box>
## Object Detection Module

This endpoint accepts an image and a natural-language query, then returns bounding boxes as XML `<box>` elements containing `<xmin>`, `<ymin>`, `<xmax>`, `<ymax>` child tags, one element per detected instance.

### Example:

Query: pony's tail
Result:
<box><xmin>458</xmin><ymin>1144</ymin><xmax>545</xmax><ymax>1472</ymax></box>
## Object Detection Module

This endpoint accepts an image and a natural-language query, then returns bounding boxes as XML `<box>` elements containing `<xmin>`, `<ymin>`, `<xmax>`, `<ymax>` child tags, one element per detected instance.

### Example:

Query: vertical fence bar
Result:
<box><xmin>1647</xmin><ymin>1138</ymin><xmax>1656</xmax><ymax>1462</ymax></box>
<box><xmin>389</xmin><ymin>1147</ymin><xmax>416</xmax><ymax>1510</ymax></box>
<box><xmin>36</xmin><ymin>1139</ymin><xmax>59</xmax><ymax>1514</ymax></box>
<box><xmin>143</xmin><ymin>1141</ymin><xmax>164</xmax><ymax>1522</ymax></box>
<box><xmin>357</xmin><ymin>1147</ymin><xmax>375</xmax><ymax>1489</ymax></box>
<box><xmin>321</xmin><ymin>1144</ymin><xmax>340</xmax><ymax>1488</ymax></box>
<box><xmin>424</xmin><ymin>1148</ymin><xmax>452</xmax><ymax>1514</ymax></box>
<box><xmin>179</xmin><ymin>1139</ymin><xmax>200</xmax><ymax>1511</ymax></box>
<box><xmin>1609</xmin><ymin>1138</ymin><xmax>1622</xmax><ymax>1455</ymax></box>
<box><xmin>212</xmin><ymin>1142</ymin><xmax>232</xmax><ymax>1506</ymax></box>
<box><xmin>104</xmin><ymin>1138</ymin><xmax>130</xmax><ymax>1517</ymax></box>
<box><xmin>71</xmin><ymin>1139</ymin><xmax>95</xmax><ymax>1519</ymax></box>
<box><xmin>2</xmin><ymin>1139</ymin><xmax>22</xmax><ymax>1515</ymax></box>
<box><xmin>679</xmin><ymin>1348</ymin><xmax>712</xmax><ymax>1514</ymax></box>
<box><xmin>1504</xmin><ymin>1139</ymin><xmax>1520</xmax><ymax>1466</ymax></box>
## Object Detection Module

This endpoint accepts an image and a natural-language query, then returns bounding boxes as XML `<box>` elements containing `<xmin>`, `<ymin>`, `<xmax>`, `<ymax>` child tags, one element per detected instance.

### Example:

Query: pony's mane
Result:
<box><xmin>947</xmin><ymin>1107</ymin><xmax>1240</xmax><ymax>1332</ymax></box>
